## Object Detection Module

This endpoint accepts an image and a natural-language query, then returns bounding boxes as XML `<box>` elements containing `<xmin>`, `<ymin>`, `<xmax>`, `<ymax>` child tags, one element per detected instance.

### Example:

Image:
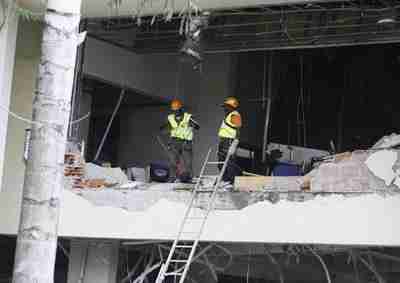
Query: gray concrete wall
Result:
<box><xmin>116</xmin><ymin>54</ymin><xmax>235</xmax><ymax>173</ymax></box>
<box><xmin>118</xmin><ymin>105</ymin><xmax>168</xmax><ymax>168</ymax></box>
<box><xmin>0</xmin><ymin>9</ymin><xmax>19</xmax><ymax>191</ymax></box>
<box><xmin>83</xmin><ymin>37</ymin><xmax>180</xmax><ymax>99</ymax></box>
<box><xmin>1</xmin><ymin>20</ymin><xmax>42</xmax><ymax>193</ymax></box>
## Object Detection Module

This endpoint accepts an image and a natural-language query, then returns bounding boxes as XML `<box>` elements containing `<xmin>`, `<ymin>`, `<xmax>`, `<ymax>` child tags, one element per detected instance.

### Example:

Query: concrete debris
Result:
<box><xmin>125</xmin><ymin>167</ymin><xmax>148</xmax><ymax>182</ymax></box>
<box><xmin>79</xmin><ymin>179</ymin><xmax>110</xmax><ymax>189</ymax></box>
<box><xmin>310</xmin><ymin>151</ymin><xmax>370</xmax><ymax>193</ymax></box>
<box><xmin>235</xmin><ymin>176</ymin><xmax>307</xmax><ymax>192</ymax></box>
<box><xmin>118</xmin><ymin>181</ymin><xmax>146</xmax><ymax>190</ymax></box>
<box><xmin>310</xmin><ymin>149</ymin><xmax>400</xmax><ymax>192</ymax></box>
<box><xmin>235</xmin><ymin>147</ymin><xmax>400</xmax><ymax>194</ymax></box>
<box><xmin>365</xmin><ymin>150</ymin><xmax>399</xmax><ymax>187</ymax></box>
<box><xmin>267</xmin><ymin>143</ymin><xmax>329</xmax><ymax>165</ymax></box>
<box><xmin>372</xmin><ymin>133</ymin><xmax>400</xmax><ymax>149</ymax></box>
<box><xmin>84</xmin><ymin>163</ymin><xmax>129</xmax><ymax>187</ymax></box>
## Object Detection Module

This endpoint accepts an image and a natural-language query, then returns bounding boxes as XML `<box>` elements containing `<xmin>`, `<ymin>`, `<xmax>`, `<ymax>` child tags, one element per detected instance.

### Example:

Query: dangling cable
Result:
<box><xmin>301</xmin><ymin>54</ymin><xmax>307</xmax><ymax>147</ymax></box>
<box><xmin>297</xmin><ymin>54</ymin><xmax>307</xmax><ymax>147</ymax></box>
<box><xmin>176</xmin><ymin>60</ymin><xmax>182</xmax><ymax>99</ymax></box>
<box><xmin>246</xmin><ymin>247</ymin><xmax>251</xmax><ymax>283</ymax></box>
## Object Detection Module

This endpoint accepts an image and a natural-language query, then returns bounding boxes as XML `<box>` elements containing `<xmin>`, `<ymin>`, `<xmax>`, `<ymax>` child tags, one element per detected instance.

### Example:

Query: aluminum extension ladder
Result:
<box><xmin>155</xmin><ymin>139</ymin><xmax>239</xmax><ymax>283</ymax></box>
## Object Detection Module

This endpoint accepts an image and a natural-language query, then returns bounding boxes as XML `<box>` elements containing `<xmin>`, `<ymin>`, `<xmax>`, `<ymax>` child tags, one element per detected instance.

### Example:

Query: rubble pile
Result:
<box><xmin>235</xmin><ymin>134</ymin><xmax>400</xmax><ymax>196</ymax></box>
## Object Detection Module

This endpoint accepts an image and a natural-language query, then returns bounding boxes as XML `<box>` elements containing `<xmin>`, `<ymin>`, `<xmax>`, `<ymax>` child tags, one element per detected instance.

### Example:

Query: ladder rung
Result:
<box><xmin>155</xmin><ymin>143</ymin><xmax>238</xmax><ymax>283</ymax></box>
<box><xmin>176</xmin><ymin>245</ymin><xmax>194</xmax><ymax>249</ymax></box>
<box><xmin>200</xmin><ymin>175</ymin><xmax>217</xmax><ymax>178</ymax></box>
<box><xmin>194</xmin><ymin>190</ymin><xmax>213</xmax><ymax>193</ymax></box>
<box><xmin>166</xmin><ymin>272</ymin><xmax>183</xmax><ymax>276</ymax></box>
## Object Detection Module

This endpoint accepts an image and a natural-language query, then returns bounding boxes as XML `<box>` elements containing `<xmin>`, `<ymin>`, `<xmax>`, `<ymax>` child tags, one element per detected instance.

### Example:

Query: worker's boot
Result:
<box><xmin>179</xmin><ymin>172</ymin><xmax>193</xmax><ymax>184</ymax></box>
<box><xmin>219</xmin><ymin>181</ymin><xmax>234</xmax><ymax>192</ymax></box>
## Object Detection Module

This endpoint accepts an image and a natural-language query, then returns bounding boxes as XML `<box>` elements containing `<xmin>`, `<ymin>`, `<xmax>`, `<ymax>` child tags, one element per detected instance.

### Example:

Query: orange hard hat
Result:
<box><xmin>170</xmin><ymin>99</ymin><xmax>183</xmax><ymax>111</ymax></box>
<box><xmin>222</xmin><ymin>96</ymin><xmax>239</xmax><ymax>109</ymax></box>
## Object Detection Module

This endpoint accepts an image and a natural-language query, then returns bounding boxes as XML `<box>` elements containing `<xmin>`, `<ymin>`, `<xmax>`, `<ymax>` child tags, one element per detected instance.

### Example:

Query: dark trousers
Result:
<box><xmin>217</xmin><ymin>138</ymin><xmax>241</xmax><ymax>184</ymax></box>
<box><xmin>169</xmin><ymin>139</ymin><xmax>193</xmax><ymax>182</ymax></box>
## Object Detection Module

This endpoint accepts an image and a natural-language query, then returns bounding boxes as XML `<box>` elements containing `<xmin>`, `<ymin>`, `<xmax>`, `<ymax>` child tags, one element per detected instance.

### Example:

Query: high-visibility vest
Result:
<box><xmin>168</xmin><ymin>112</ymin><xmax>193</xmax><ymax>141</ymax></box>
<box><xmin>218</xmin><ymin>111</ymin><xmax>240</xmax><ymax>139</ymax></box>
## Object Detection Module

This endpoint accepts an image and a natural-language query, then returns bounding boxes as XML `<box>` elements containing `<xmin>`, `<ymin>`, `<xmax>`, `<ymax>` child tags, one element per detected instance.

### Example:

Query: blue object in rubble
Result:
<box><xmin>150</xmin><ymin>162</ymin><xmax>170</xmax><ymax>182</ymax></box>
<box><xmin>272</xmin><ymin>162</ymin><xmax>301</xmax><ymax>176</ymax></box>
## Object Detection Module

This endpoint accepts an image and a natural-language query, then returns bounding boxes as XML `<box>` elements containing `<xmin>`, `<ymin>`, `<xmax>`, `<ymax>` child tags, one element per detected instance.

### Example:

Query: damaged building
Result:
<box><xmin>2</xmin><ymin>0</ymin><xmax>400</xmax><ymax>282</ymax></box>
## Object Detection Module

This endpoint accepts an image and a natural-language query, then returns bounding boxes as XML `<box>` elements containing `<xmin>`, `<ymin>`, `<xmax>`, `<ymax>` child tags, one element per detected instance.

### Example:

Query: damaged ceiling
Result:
<box><xmin>19</xmin><ymin>0</ymin><xmax>346</xmax><ymax>18</ymax></box>
<box><xmin>86</xmin><ymin>0</ymin><xmax>400</xmax><ymax>53</ymax></box>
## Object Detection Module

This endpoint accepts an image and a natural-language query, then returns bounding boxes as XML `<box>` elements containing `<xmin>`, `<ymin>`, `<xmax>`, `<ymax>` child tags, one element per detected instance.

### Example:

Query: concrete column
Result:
<box><xmin>0</xmin><ymin>5</ymin><xmax>19</xmax><ymax>191</ymax></box>
<box><xmin>67</xmin><ymin>240</ymin><xmax>119</xmax><ymax>283</ymax></box>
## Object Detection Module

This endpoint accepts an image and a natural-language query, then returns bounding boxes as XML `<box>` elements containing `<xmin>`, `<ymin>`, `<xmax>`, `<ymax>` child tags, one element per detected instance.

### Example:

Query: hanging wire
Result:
<box><xmin>175</xmin><ymin>59</ymin><xmax>182</xmax><ymax>99</ymax></box>
<box><xmin>0</xmin><ymin>102</ymin><xmax>91</xmax><ymax>127</ymax></box>
<box><xmin>246</xmin><ymin>246</ymin><xmax>251</xmax><ymax>283</ymax></box>
<box><xmin>296</xmin><ymin>53</ymin><xmax>307</xmax><ymax>147</ymax></box>
<box><xmin>262</xmin><ymin>52</ymin><xmax>267</xmax><ymax>109</ymax></box>
<box><xmin>301</xmin><ymin>54</ymin><xmax>307</xmax><ymax>147</ymax></box>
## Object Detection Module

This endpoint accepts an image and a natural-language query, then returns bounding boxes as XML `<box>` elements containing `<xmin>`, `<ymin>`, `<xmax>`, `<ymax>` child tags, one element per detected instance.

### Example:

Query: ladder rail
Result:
<box><xmin>156</xmin><ymin>139</ymin><xmax>239</xmax><ymax>283</ymax></box>
<box><xmin>178</xmin><ymin>139</ymin><xmax>239</xmax><ymax>283</ymax></box>
<box><xmin>159</xmin><ymin>148</ymin><xmax>212</xmax><ymax>282</ymax></box>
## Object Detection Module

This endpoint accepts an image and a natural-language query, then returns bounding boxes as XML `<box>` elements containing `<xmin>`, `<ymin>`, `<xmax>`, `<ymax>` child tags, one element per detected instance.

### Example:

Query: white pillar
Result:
<box><xmin>0</xmin><ymin>4</ymin><xmax>19</xmax><ymax>191</ymax></box>
<box><xmin>67</xmin><ymin>240</ymin><xmax>120</xmax><ymax>283</ymax></box>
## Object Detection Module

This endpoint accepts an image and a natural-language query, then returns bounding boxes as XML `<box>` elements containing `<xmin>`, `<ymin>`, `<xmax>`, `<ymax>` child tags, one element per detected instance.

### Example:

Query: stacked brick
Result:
<box><xmin>64</xmin><ymin>153</ymin><xmax>85</xmax><ymax>189</ymax></box>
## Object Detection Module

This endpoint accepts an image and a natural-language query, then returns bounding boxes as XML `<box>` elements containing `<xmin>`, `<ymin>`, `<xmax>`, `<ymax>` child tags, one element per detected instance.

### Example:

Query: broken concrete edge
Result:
<box><xmin>371</xmin><ymin>133</ymin><xmax>400</xmax><ymax>150</ymax></box>
<box><xmin>56</xmin><ymin>191</ymin><xmax>400</xmax><ymax>245</ymax></box>
<box><xmin>72</xmin><ymin>183</ymin><xmax>400</xmax><ymax>214</ymax></box>
<box><xmin>2</xmin><ymin>188</ymin><xmax>400</xmax><ymax>245</ymax></box>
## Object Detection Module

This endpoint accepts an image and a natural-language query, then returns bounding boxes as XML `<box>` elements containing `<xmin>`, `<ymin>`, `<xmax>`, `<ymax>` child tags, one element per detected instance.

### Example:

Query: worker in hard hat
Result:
<box><xmin>218</xmin><ymin>96</ymin><xmax>242</xmax><ymax>186</ymax></box>
<box><xmin>160</xmin><ymin>98</ymin><xmax>200</xmax><ymax>183</ymax></box>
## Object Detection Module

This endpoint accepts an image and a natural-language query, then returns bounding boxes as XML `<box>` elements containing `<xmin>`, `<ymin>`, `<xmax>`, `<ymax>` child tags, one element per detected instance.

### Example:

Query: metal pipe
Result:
<box><xmin>337</xmin><ymin>70</ymin><xmax>346</xmax><ymax>152</ymax></box>
<box><xmin>261</xmin><ymin>52</ymin><xmax>267</xmax><ymax>109</ymax></box>
<box><xmin>262</xmin><ymin>51</ymin><xmax>274</xmax><ymax>164</ymax></box>
<box><xmin>94</xmin><ymin>88</ymin><xmax>125</xmax><ymax>161</ymax></box>
<box><xmin>220</xmin><ymin>21</ymin><xmax>397</xmax><ymax>38</ymax></box>
<box><xmin>84</xmin><ymin>3</ymin><xmax>400</xmax><ymax>22</ymax></box>
<box><xmin>300</xmin><ymin>54</ymin><xmax>306</xmax><ymax>147</ymax></box>
<box><xmin>78</xmin><ymin>242</ymin><xmax>90</xmax><ymax>283</ymax></box>
<box><xmin>137</xmin><ymin>31</ymin><xmax>400</xmax><ymax>55</ymax></box>
<box><xmin>88</xmin><ymin>12</ymin><xmax>386</xmax><ymax>36</ymax></box>
<box><xmin>69</xmin><ymin>19</ymin><xmax>88</xmax><ymax>140</ymax></box>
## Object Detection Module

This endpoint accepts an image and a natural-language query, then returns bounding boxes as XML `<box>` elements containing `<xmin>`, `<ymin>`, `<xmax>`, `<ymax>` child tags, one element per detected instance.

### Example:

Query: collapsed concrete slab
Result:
<box><xmin>2</xmin><ymin>189</ymin><xmax>400</xmax><ymax>246</ymax></box>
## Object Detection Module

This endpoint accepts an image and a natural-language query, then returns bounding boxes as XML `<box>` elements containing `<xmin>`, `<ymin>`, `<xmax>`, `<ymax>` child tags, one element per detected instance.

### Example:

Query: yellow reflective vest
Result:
<box><xmin>168</xmin><ymin>112</ymin><xmax>193</xmax><ymax>141</ymax></box>
<box><xmin>218</xmin><ymin>111</ymin><xmax>240</xmax><ymax>139</ymax></box>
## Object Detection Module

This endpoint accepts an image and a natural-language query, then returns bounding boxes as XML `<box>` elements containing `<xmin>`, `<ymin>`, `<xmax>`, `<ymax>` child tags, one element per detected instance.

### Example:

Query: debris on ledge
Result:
<box><xmin>235</xmin><ymin>134</ymin><xmax>400</xmax><ymax>196</ymax></box>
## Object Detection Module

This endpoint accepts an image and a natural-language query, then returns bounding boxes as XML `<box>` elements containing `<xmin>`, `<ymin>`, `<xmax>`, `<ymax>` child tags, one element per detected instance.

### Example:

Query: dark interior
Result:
<box><xmin>83</xmin><ymin>77</ymin><xmax>167</xmax><ymax>164</ymax></box>
<box><xmin>235</xmin><ymin>43</ymin><xmax>400</xmax><ymax>153</ymax></box>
